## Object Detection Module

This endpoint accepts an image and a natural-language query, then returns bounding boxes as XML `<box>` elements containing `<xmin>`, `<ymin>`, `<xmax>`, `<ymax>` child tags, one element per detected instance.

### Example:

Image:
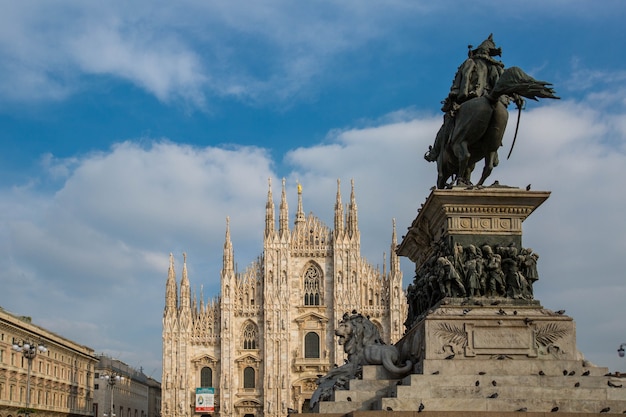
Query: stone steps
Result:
<box><xmin>421</xmin><ymin>358</ymin><xmax>608</xmax><ymax>377</ymax></box>
<box><xmin>382</xmin><ymin>361</ymin><xmax>625</xmax><ymax>414</ymax></box>
<box><xmin>315</xmin><ymin>364</ymin><xmax>626</xmax><ymax>415</ymax></box>
<box><xmin>379</xmin><ymin>396</ymin><xmax>626</xmax><ymax>414</ymax></box>
<box><xmin>317</xmin><ymin>370</ymin><xmax>402</xmax><ymax>413</ymax></box>
<box><xmin>395</xmin><ymin>382</ymin><xmax>621</xmax><ymax>401</ymax></box>
<box><xmin>398</xmin><ymin>374</ymin><xmax>620</xmax><ymax>391</ymax></box>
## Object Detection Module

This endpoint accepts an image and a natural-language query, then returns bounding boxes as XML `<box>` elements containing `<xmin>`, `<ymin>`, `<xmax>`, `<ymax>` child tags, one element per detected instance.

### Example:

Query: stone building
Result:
<box><xmin>0</xmin><ymin>307</ymin><xmax>98</xmax><ymax>417</ymax></box>
<box><xmin>162</xmin><ymin>179</ymin><xmax>406</xmax><ymax>417</ymax></box>
<box><xmin>94</xmin><ymin>355</ymin><xmax>161</xmax><ymax>417</ymax></box>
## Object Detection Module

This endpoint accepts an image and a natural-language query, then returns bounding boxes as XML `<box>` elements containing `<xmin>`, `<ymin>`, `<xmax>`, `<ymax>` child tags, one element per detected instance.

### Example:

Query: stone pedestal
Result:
<box><xmin>395</xmin><ymin>187</ymin><xmax>563</xmax><ymax>363</ymax></box>
<box><xmin>397</xmin><ymin>186</ymin><xmax>550</xmax><ymax>269</ymax></box>
<box><xmin>395</xmin><ymin>298</ymin><xmax>581</xmax><ymax>373</ymax></box>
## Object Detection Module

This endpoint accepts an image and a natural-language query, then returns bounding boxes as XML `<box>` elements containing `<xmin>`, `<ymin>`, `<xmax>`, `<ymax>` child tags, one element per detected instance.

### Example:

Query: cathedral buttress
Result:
<box><xmin>263</xmin><ymin>179</ymin><xmax>292</xmax><ymax>417</ymax></box>
<box><xmin>220</xmin><ymin>218</ymin><xmax>235</xmax><ymax>416</ymax></box>
<box><xmin>178</xmin><ymin>254</ymin><xmax>192</xmax><ymax>416</ymax></box>
<box><xmin>163</xmin><ymin>253</ymin><xmax>178</xmax><ymax>417</ymax></box>
<box><xmin>388</xmin><ymin>219</ymin><xmax>404</xmax><ymax>343</ymax></box>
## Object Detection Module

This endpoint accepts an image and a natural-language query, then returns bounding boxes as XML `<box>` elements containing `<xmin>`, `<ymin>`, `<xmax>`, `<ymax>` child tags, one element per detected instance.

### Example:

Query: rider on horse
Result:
<box><xmin>424</xmin><ymin>34</ymin><xmax>505</xmax><ymax>163</ymax></box>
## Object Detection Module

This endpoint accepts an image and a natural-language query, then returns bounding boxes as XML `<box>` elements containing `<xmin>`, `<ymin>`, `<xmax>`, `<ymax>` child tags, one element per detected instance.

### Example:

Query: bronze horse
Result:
<box><xmin>434</xmin><ymin>66</ymin><xmax>559</xmax><ymax>189</ymax></box>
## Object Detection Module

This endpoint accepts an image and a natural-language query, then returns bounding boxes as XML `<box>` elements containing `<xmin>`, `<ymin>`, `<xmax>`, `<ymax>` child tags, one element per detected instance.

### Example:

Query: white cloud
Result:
<box><xmin>5</xmin><ymin>1</ymin><xmax>618</xmax><ymax>107</ymax></box>
<box><xmin>67</xmin><ymin>21</ymin><xmax>208</xmax><ymax>105</ymax></box>
<box><xmin>1</xmin><ymin>140</ymin><xmax>277</xmax><ymax>373</ymax></box>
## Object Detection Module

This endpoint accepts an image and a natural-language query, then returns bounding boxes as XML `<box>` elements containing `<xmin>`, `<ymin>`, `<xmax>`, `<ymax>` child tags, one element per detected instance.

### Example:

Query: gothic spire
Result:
<box><xmin>383</xmin><ymin>251</ymin><xmax>387</xmax><ymax>277</ymax></box>
<box><xmin>179</xmin><ymin>252</ymin><xmax>191</xmax><ymax>311</ymax></box>
<box><xmin>223</xmin><ymin>217</ymin><xmax>234</xmax><ymax>272</ymax></box>
<box><xmin>334</xmin><ymin>178</ymin><xmax>344</xmax><ymax>235</ymax></box>
<box><xmin>346</xmin><ymin>179</ymin><xmax>359</xmax><ymax>238</ymax></box>
<box><xmin>265</xmin><ymin>177</ymin><xmax>275</xmax><ymax>238</ymax></box>
<box><xmin>279</xmin><ymin>178</ymin><xmax>289</xmax><ymax>237</ymax></box>
<box><xmin>200</xmin><ymin>284</ymin><xmax>205</xmax><ymax>313</ymax></box>
<box><xmin>295</xmin><ymin>181</ymin><xmax>305</xmax><ymax>226</ymax></box>
<box><xmin>390</xmin><ymin>218</ymin><xmax>400</xmax><ymax>276</ymax></box>
<box><xmin>165</xmin><ymin>252</ymin><xmax>178</xmax><ymax>313</ymax></box>
<box><xmin>192</xmin><ymin>289</ymin><xmax>198</xmax><ymax>317</ymax></box>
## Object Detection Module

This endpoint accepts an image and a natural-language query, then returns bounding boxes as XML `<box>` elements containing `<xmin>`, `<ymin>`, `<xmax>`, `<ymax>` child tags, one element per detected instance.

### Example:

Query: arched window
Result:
<box><xmin>243</xmin><ymin>322</ymin><xmax>258</xmax><ymax>350</ymax></box>
<box><xmin>200</xmin><ymin>367</ymin><xmax>212</xmax><ymax>387</ymax></box>
<box><xmin>303</xmin><ymin>265</ymin><xmax>321</xmax><ymax>306</ymax></box>
<box><xmin>243</xmin><ymin>367</ymin><xmax>255</xmax><ymax>388</ymax></box>
<box><xmin>304</xmin><ymin>332</ymin><xmax>320</xmax><ymax>358</ymax></box>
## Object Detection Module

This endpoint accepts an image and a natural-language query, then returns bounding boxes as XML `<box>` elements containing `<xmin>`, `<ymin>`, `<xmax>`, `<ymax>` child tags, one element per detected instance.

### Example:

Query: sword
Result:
<box><xmin>507</xmin><ymin>99</ymin><xmax>523</xmax><ymax>160</ymax></box>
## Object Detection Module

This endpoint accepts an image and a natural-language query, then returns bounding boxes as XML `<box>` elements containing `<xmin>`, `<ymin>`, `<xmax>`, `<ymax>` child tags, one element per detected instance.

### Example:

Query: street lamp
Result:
<box><xmin>618</xmin><ymin>343</ymin><xmax>626</xmax><ymax>358</ymax></box>
<box><xmin>12</xmin><ymin>339</ymin><xmax>47</xmax><ymax>417</ymax></box>
<box><xmin>100</xmin><ymin>372</ymin><xmax>124</xmax><ymax>417</ymax></box>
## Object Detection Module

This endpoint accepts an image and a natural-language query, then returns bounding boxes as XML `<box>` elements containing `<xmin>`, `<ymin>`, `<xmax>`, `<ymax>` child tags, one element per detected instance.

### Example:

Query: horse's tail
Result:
<box><xmin>492</xmin><ymin>66</ymin><xmax>560</xmax><ymax>101</ymax></box>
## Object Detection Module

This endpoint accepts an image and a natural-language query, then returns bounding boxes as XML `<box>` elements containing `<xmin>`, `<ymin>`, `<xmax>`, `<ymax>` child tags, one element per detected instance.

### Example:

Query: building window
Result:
<box><xmin>243</xmin><ymin>322</ymin><xmax>258</xmax><ymax>350</ymax></box>
<box><xmin>304</xmin><ymin>332</ymin><xmax>320</xmax><ymax>358</ymax></box>
<box><xmin>243</xmin><ymin>367</ymin><xmax>255</xmax><ymax>388</ymax></box>
<box><xmin>200</xmin><ymin>367</ymin><xmax>212</xmax><ymax>387</ymax></box>
<box><xmin>303</xmin><ymin>265</ymin><xmax>321</xmax><ymax>306</ymax></box>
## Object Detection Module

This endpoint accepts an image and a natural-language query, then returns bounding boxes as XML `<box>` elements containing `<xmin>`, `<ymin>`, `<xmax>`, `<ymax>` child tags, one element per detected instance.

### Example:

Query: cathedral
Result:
<box><xmin>162</xmin><ymin>179</ymin><xmax>406</xmax><ymax>417</ymax></box>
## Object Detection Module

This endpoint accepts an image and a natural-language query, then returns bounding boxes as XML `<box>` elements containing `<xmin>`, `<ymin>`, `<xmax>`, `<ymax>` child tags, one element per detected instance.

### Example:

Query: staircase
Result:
<box><xmin>315</xmin><ymin>363</ymin><xmax>626</xmax><ymax>415</ymax></box>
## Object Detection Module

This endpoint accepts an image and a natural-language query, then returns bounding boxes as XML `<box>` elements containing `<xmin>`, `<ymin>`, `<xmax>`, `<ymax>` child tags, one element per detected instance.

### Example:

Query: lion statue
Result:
<box><xmin>336</xmin><ymin>312</ymin><xmax>412</xmax><ymax>374</ymax></box>
<box><xmin>310</xmin><ymin>312</ymin><xmax>412</xmax><ymax>410</ymax></box>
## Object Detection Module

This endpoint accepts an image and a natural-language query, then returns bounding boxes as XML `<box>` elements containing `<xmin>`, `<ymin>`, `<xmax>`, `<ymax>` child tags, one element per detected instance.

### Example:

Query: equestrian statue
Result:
<box><xmin>424</xmin><ymin>35</ymin><xmax>559</xmax><ymax>189</ymax></box>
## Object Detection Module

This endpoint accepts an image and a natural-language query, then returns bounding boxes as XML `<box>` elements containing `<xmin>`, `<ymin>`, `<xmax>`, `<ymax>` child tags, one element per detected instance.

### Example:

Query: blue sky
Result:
<box><xmin>1</xmin><ymin>1</ymin><xmax>626</xmax><ymax>379</ymax></box>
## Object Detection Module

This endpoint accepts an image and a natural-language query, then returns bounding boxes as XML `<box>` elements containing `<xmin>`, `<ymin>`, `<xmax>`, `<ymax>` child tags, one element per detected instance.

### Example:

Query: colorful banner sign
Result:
<box><xmin>195</xmin><ymin>387</ymin><xmax>215</xmax><ymax>413</ymax></box>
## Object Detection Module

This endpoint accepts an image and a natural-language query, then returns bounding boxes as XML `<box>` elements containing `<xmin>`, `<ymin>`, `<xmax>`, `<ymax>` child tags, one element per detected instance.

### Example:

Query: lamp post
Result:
<box><xmin>618</xmin><ymin>343</ymin><xmax>626</xmax><ymax>358</ymax></box>
<box><xmin>12</xmin><ymin>339</ymin><xmax>47</xmax><ymax>417</ymax></box>
<box><xmin>100</xmin><ymin>372</ymin><xmax>124</xmax><ymax>417</ymax></box>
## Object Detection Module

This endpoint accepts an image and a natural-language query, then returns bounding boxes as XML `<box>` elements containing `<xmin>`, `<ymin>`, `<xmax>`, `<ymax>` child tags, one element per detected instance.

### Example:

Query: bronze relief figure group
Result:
<box><xmin>405</xmin><ymin>241</ymin><xmax>540</xmax><ymax>328</ymax></box>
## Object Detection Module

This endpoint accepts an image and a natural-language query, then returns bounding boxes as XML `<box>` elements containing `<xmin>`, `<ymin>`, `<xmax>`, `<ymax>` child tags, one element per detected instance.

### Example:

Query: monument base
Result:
<box><xmin>312</xmin><ymin>300</ymin><xmax>625</xmax><ymax>414</ymax></box>
<box><xmin>311</xmin><ymin>186</ymin><xmax>626</xmax><ymax>414</ymax></box>
<box><xmin>385</xmin><ymin>299</ymin><xmax>625</xmax><ymax>413</ymax></box>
